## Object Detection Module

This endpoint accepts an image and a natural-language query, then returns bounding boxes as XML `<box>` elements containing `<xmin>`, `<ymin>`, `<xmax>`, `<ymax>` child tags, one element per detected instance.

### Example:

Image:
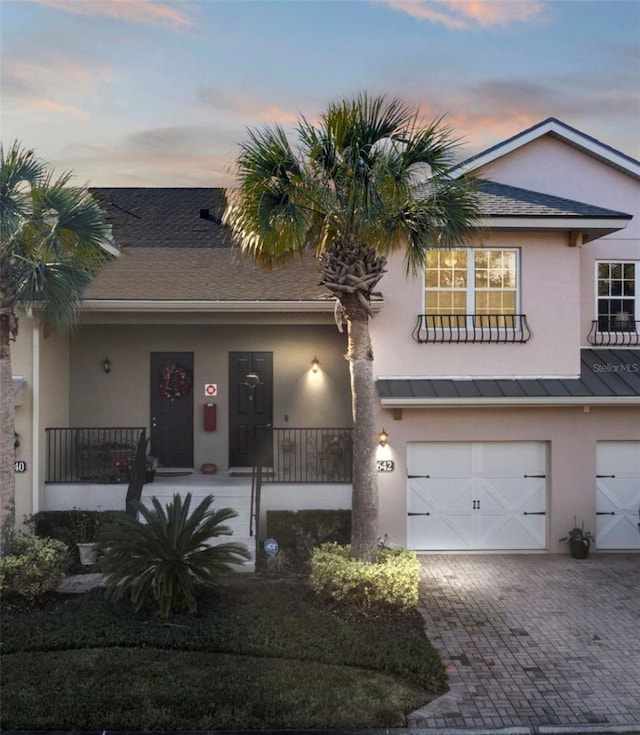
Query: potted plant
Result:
<box><xmin>69</xmin><ymin>510</ymin><xmax>100</xmax><ymax>565</ymax></box>
<box><xmin>560</xmin><ymin>517</ymin><xmax>595</xmax><ymax>559</ymax></box>
<box><xmin>145</xmin><ymin>455</ymin><xmax>160</xmax><ymax>483</ymax></box>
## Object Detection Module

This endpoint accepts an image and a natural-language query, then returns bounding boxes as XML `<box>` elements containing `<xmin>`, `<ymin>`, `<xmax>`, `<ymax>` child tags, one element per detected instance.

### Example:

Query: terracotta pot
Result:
<box><xmin>201</xmin><ymin>463</ymin><xmax>217</xmax><ymax>474</ymax></box>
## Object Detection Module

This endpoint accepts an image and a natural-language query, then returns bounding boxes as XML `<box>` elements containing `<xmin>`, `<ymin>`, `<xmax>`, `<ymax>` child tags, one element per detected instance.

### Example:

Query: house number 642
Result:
<box><xmin>376</xmin><ymin>460</ymin><xmax>395</xmax><ymax>472</ymax></box>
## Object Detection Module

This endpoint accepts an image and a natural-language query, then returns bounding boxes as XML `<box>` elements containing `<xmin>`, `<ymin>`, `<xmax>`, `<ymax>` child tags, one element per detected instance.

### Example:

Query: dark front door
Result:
<box><xmin>150</xmin><ymin>352</ymin><xmax>194</xmax><ymax>468</ymax></box>
<box><xmin>229</xmin><ymin>352</ymin><xmax>273</xmax><ymax>467</ymax></box>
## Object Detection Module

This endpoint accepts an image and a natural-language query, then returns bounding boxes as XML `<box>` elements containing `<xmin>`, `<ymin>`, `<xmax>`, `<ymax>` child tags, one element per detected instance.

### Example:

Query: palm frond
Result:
<box><xmin>96</xmin><ymin>493</ymin><xmax>250</xmax><ymax>618</ymax></box>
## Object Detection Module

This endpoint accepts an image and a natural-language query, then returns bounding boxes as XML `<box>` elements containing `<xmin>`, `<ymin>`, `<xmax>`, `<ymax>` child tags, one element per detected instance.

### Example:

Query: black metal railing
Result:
<box><xmin>587</xmin><ymin>319</ymin><xmax>640</xmax><ymax>346</ymax></box>
<box><xmin>45</xmin><ymin>427</ymin><xmax>146</xmax><ymax>483</ymax></box>
<box><xmin>255</xmin><ymin>427</ymin><xmax>353</xmax><ymax>483</ymax></box>
<box><xmin>412</xmin><ymin>314</ymin><xmax>533</xmax><ymax>344</ymax></box>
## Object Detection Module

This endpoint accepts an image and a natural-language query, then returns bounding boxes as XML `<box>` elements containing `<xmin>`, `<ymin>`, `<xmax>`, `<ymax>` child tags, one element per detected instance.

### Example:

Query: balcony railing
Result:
<box><xmin>256</xmin><ymin>427</ymin><xmax>353</xmax><ymax>483</ymax></box>
<box><xmin>587</xmin><ymin>319</ymin><xmax>640</xmax><ymax>347</ymax></box>
<box><xmin>412</xmin><ymin>314</ymin><xmax>533</xmax><ymax>344</ymax></box>
<box><xmin>46</xmin><ymin>427</ymin><xmax>146</xmax><ymax>483</ymax></box>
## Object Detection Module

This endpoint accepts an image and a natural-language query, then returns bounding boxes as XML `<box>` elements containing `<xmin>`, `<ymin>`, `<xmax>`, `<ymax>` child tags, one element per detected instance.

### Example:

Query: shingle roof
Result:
<box><xmin>477</xmin><ymin>181</ymin><xmax>631</xmax><ymax>219</ymax></box>
<box><xmin>376</xmin><ymin>349</ymin><xmax>640</xmax><ymax>405</ymax></box>
<box><xmin>91</xmin><ymin>188</ymin><xmax>232</xmax><ymax>249</ymax></box>
<box><xmin>85</xmin><ymin>186</ymin><xmax>630</xmax><ymax>303</ymax></box>
<box><xmin>84</xmin><ymin>247</ymin><xmax>330</xmax><ymax>302</ymax></box>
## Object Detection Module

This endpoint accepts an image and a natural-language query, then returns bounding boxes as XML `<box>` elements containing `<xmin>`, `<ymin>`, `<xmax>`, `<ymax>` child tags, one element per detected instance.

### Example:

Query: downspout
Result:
<box><xmin>31</xmin><ymin>324</ymin><xmax>40</xmax><ymax>514</ymax></box>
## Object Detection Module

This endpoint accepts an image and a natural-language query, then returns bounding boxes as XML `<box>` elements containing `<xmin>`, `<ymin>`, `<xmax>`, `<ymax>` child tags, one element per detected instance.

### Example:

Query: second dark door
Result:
<box><xmin>229</xmin><ymin>352</ymin><xmax>273</xmax><ymax>467</ymax></box>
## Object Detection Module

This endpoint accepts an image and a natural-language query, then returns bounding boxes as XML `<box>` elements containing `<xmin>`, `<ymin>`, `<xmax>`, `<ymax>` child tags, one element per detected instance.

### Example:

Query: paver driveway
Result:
<box><xmin>409</xmin><ymin>554</ymin><xmax>640</xmax><ymax>731</ymax></box>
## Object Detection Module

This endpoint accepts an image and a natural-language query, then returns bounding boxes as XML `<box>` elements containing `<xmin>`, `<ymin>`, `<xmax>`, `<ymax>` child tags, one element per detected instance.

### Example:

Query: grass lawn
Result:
<box><xmin>1</xmin><ymin>575</ymin><xmax>447</xmax><ymax>729</ymax></box>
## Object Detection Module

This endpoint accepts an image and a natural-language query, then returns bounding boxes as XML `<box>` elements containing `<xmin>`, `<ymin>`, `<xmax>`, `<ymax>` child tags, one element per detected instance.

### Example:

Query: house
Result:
<box><xmin>11</xmin><ymin>118</ymin><xmax>640</xmax><ymax>562</ymax></box>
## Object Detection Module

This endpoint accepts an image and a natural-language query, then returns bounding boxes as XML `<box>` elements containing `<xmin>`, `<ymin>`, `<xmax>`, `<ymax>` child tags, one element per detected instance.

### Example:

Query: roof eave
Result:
<box><xmin>478</xmin><ymin>216</ymin><xmax>630</xmax><ymax>242</ymax></box>
<box><xmin>81</xmin><ymin>299</ymin><xmax>384</xmax><ymax>313</ymax></box>
<box><xmin>379</xmin><ymin>396</ymin><xmax>640</xmax><ymax>408</ymax></box>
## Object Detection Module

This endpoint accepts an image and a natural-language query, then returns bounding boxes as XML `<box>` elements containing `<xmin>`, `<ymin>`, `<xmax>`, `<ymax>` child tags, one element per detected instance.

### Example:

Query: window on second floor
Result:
<box><xmin>596</xmin><ymin>261</ymin><xmax>637</xmax><ymax>332</ymax></box>
<box><xmin>424</xmin><ymin>248</ymin><xmax>519</xmax><ymax>327</ymax></box>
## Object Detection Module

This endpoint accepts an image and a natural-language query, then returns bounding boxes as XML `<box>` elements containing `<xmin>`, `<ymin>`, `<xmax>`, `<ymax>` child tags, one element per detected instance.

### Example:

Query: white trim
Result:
<box><xmin>378</xmin><ymin>374</ymin><xmax>580</xmax><ymax>381</ymax></box>
<box><xmin>80</xmin><ymin>299</ymin><xmax>378</xmax><ymax>313</ymax></box>
<box><xmin>380</xmin><ymin>396</ymin><xmax>640</xmax><ymax>408</ymax></box>
<box><xmin>477</xmin><ymin>217</ymin><xmax>630</xmax><ymax>233</ymax></box>
<box><xmin>32</xmin><ymin>325</ymin><xmax>40</xmax><ymax>515</ymax></box>
<box><xmin>456</xmin><ymin>119</ymin><xmax>640</xmax><ymax>179</ymax></box>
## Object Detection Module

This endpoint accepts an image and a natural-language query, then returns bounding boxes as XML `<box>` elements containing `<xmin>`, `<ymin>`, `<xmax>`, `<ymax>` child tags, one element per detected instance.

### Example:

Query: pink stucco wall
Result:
<box><xmin>374</xmin><ymin>405</ymin><xmax>640</xmax><ymax>553</ymax></box>
<box><xmin>371</xmin><ymin>230</ymin><xmax>582</xmax><ymax>379</ymax></box>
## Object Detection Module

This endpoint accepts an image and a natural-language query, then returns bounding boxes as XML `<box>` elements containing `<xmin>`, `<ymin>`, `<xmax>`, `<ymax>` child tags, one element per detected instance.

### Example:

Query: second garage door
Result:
<box><xmin>407</xmin><ymin>441</ymin><xmax>547</xmax><ymax>551</ymax></box>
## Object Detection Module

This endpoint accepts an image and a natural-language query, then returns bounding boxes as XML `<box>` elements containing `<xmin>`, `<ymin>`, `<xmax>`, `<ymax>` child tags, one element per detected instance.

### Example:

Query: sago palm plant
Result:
<box><xmin>96</xmin><ymin>493</ymin><xmax>250</xmax><ymax>618</ymax></box>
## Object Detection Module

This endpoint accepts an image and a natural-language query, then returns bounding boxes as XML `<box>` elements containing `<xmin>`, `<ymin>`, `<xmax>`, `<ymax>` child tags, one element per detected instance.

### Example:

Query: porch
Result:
<box><xmin>43</xmin><ymin>427</ymin><xmax>354</xmax><ymax>573</ymax></box>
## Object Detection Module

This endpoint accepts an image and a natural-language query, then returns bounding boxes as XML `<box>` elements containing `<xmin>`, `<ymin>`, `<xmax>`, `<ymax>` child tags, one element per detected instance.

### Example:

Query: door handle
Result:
<box><xmin>408</xmin><ymin>512</ymin><xmax>431</xmax><ymax>516</ymax></box>
<box><xmin>472</xmin><ymin>500</ymin><xmax>480</xmax><ymax>510</ymax></box>
<box><xmin>523</xmin><ymin>511</ymin><xmax>546</xmax><ymax>515</ymax></box>
<box><xmin>596</xmin><ymin>511</ymin><xmax>615</xmax><ymax>515</ymax></box>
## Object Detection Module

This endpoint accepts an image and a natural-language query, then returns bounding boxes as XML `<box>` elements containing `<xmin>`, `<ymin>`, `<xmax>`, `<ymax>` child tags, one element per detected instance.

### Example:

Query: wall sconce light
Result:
<box><xmin>378</xmin><ymin>428</ymin><xmax>389</xmax><ymax>446</ymax></box>
<box><xmin>311</xmin><ymin>356</ymin><xmax>320</xmax><ymax>373</ymax></box>
<box><xmin>103</xmin><ymin>357</ymin><xmax>112</xmax><ymax>374</ymax></box>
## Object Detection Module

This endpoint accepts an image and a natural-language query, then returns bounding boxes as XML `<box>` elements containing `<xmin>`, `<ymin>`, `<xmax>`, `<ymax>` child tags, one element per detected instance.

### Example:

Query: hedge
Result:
<box><xmin>310</xmin><ymin>542</ymin><xmax>419</xmax><ymax>614</ymax></box>
<box><xmin>0</xmin><ymin>535</ymin><xmax>68</xmax><ymax>603</ymax></box>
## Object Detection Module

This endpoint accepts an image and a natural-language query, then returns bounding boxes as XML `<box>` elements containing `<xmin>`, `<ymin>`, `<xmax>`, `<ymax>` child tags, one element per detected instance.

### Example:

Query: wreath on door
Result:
<box><xmin>158</xmin><ymin>362</ymin><xmax>192</xmax><ymax>400</ymax></box>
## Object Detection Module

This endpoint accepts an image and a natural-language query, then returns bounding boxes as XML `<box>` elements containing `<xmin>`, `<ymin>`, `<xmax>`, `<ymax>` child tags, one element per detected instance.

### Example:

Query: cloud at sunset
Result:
<box><xmin>37</xmin><ymin>0</ymin><xmax>195</xmax><ymax>29</ymax></box>
<box><xmin>379</xmin><ymin>0</ymin><xmax>546</xmax><ymax>29</ymax></box>
<box><xmin>199</xmin><ymin>88</ymin><xmax>300</xmax><ymax>125</ymax></box>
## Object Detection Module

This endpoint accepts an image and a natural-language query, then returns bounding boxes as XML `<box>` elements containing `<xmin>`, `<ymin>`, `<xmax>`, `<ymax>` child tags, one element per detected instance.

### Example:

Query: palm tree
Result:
<box><xmin>0</xmin><ymin>141</ymin><xmax>114</xmax><ymax>535</ymax></box>
<box><xmin>224</xmin><ymin>94</ymin><xmax>481</xmax><ymax>561</ymax></box>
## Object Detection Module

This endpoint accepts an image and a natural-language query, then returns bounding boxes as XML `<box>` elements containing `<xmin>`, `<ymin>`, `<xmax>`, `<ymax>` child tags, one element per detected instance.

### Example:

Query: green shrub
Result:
<box><xmin>96</xmin><ymin>493</ymin><xmax>251</xmax><ymax>618</ymax></box>
<box><xmin>0</xmin><ymin>534</ymin><xmax>68</xmax><ymax>603</ymax></box>
<box><xmin>265</xmin><ymin>509</ymin><xmax>351</xmax><ymax>571</ymax></box>
<box><xmin>310</xmin><ymin>542</ymin><xmax>419</xmax><ymax>614</ymax></box>
<box><xmin>31</xmin><ymin>510</ymin><xmax>125</xmax><ymax>546</ymax></box>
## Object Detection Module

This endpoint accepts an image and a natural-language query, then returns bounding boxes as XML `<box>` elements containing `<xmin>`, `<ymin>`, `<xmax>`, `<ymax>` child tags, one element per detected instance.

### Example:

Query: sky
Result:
<box><xmin>1</xmin><ymin>0</ymin><xmax>639</xmax><ymax>188</ymax></box>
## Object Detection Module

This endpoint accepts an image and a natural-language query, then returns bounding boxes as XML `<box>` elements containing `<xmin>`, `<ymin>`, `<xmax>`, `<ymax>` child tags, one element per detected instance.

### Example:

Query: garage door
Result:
<box><xmin>596</xmin><ymin>441</ymin><xmax>640</xmax><ymax>550</ymax></box>
<box><xmin>407</xmin><ymin>442</ymin><xmax>547</xmax><ymax>551</ymax></box>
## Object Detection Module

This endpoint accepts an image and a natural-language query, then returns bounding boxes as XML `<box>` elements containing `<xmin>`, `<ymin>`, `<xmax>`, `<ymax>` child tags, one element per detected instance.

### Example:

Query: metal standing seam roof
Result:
<box><xmin>376</xmin><ymin>349</ymin><xmax>640</xmax><ymax>405</ymax></box>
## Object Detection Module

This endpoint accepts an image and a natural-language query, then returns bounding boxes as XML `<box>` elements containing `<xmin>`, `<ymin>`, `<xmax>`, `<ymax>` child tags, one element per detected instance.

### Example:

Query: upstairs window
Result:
<box><xmin>596</xmin><ymin>261</ymin><xmax>637</xmax><ymax>332</ymax></box>
<box><xmin>425</xmin><ymin>248</ymin><xmax>519</xmax><ymax>327</ymax></box>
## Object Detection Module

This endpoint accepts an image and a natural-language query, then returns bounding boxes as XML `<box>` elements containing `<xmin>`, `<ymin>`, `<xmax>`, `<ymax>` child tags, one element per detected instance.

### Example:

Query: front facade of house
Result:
<box><xmin>11</xmin><ymin>119</ymin><xmax>640</xmax><ymax>555</ymax></box>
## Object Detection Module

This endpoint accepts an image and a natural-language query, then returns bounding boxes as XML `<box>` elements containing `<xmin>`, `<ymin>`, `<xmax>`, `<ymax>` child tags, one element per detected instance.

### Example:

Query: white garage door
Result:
<box><xmin>596</xmin><ymin>441</ymin><xmax>640</xmax><ymax>550</ymax></box>
<box><xmin>407</xmin><ymin>442</ymin><xmax>547</xmax><ymax>551</ymax></box>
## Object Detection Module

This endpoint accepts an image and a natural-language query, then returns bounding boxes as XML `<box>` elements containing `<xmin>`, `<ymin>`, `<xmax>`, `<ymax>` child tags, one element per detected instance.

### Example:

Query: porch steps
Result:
<box><xmin>140</xmin><ymin>479</ymin><xmax>256</xmax><ymax>573</ymax></box>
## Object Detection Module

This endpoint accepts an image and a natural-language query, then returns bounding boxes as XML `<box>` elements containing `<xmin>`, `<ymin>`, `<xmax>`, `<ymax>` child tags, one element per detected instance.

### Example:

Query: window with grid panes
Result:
<box><xmin>425</xmin><ymin>249</ymin><xmax>518</xmax><ymax>327</ymax></box>
<box><xmin>597</xmin><ymin>262</ymin><xmax>637</xmax><ymax>331</ymax></box>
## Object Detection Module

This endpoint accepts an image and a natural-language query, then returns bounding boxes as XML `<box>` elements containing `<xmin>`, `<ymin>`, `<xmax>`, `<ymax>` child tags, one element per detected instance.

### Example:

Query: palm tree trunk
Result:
<box><xmin>344</xmin><ymin>296</ymin><xmax>378</xmax><ymax>562</ymax></box>
<box><xmin>0</xmin><ymin>302</ymin><xmax>16</xmax><ymax>540</ymax></box>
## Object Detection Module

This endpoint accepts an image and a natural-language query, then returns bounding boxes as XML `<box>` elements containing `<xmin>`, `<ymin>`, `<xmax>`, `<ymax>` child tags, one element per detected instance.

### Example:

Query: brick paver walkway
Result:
<box><xmin>409</xmin><ymin>554</ymin><xmax>640</xmax><ymax>731</ymax></box>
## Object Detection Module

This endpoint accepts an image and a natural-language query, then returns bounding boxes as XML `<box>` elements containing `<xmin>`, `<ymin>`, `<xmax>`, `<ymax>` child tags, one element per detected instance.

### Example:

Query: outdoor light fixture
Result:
<box><xmin>378</xmin><ymin>429</ymin><xmax>389</xmax><ymax>446</ymax></box>
<box><xmin>103</xmin><ymin>357</ymin><xmax>112</xmax><ymax>374</ymax></box>
<box><xmin>311</xmin><ymin>356</ymin><xmax>320</xmax><ymax>373</ymax></box>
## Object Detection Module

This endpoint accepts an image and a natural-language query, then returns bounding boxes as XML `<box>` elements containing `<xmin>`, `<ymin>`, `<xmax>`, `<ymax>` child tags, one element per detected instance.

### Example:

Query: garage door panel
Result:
<box><xmin>407</xmin><ymin>442</ymin><xmax>472</xmax><ymax>477</ymax></box>
<box><xmin>478</xmin><ymin>442</ymin><xmax>545</xmax><ymax>476</ymax></box>
<box><xmin>408</xmin><ymin>515</ymin><xmax>475</xmax><ymax>550</ymax></box>
<box><xmin>596</xmin><ymin>441</ymin><xmax>640</xmax><ymax>550</ymax></box>
<box><xmin>407</xmin><ymin>441</ymin><xmax>547</xmax><ymax>551</ymax></box>
<box><xmin>479</xmin><ymin>478</ymin><xmax>546</xmax><ymax>513</ymax></box>
<box><xmin>596</xmin><ymin>515</ymin><xmax>640</xmax><ymax>550</ymax></box>
<box><xmin>409</xmin><ymin>479</ymin><xmax>473</xmax><ymax>513</ymax></box>
<box><xmin>478</xmin><ymin>514</ymin><xmax>546</xmax><ymax>549</ymax></box>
